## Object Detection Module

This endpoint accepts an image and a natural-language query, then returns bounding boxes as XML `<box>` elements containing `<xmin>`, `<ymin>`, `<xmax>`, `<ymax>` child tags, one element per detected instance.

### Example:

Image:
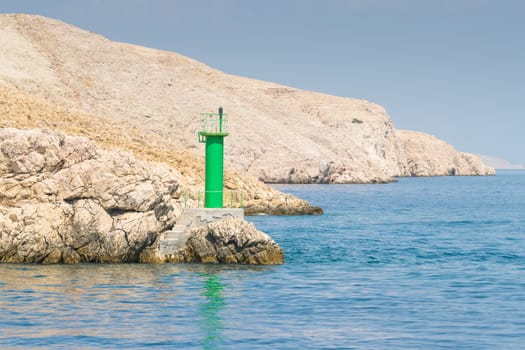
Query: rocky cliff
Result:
<box><xmin>0</xmin><ymin>14</ymin><xmax>494</xmax><ymax>185</ymax></box>
<box><xmin>397</xmin><ymin>130</ymin><xmax>495</xmax><ymax>176</ymax></box>
<box><xmin>0</xmin><ymin>128</ymin><xmax>178</xmax><ymax>263</ymax></box>
<box><xmin>0</xmin><ymin>128</ymin><xmax>284</xmax><ymax>263</ymax></box>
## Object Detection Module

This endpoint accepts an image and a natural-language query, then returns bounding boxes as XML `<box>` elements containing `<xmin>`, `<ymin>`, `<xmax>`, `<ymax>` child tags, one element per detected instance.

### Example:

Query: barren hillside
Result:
<box><xmin>0</xmin><ymin>87</ymin><xmax>320</xmax><ymax>215</ymax></box>
<box><xmin>0</xmin><ymin>14</ymin><xmax>494</xmax><ymax>184</ymax></box>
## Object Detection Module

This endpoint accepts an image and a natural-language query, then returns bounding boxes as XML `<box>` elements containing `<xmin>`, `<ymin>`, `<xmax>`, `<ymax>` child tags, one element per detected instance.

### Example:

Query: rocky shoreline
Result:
<box><xmin>0</xmin><ymin>128</ymin><xmax>286</xmax><ymax>264</ymax></box>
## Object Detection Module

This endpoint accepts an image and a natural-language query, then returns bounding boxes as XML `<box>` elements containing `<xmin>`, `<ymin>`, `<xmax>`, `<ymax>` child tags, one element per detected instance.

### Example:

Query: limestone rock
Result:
<box><xmin>141</xmin><ymin>218</ymin><xmax>284</xmax><ymax>265</ymax></box>
<box><xmin>396</xmin><ymin>130</ymin><xmax>495</xmax><ymax>176</ymax></box>
<box><xmin>0</xmin><ymin>128</ymin><xmax>286</xmax><ymax>264</ymax></box>
<box><xmin>0</xmin><ymin>128</ymin><xmax>181</xmax><ymax>263</ymax></box>
<box><xmin>0</xmin><ymin>14</ymin><xmax>494</xmax><ymax>185</ymax></box>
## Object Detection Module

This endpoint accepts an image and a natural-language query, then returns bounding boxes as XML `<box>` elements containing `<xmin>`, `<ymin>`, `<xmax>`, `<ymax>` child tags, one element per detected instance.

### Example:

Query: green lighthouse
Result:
<box><xmin>198</xmin><ymin>107</ymin><xmax>229</xmax><ymax>208</ymax></box>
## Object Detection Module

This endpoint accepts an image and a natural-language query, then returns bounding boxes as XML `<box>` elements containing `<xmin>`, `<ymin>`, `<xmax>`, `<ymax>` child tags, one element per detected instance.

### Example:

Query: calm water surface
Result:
<box><xmin>1</xmin><ymin>171</ymin><xmax>525</xmax><ymax>349</ymax></box>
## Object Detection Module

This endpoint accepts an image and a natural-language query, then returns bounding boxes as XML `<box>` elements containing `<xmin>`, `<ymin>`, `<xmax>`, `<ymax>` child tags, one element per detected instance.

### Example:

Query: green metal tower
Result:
<box><xmin>198</xmin><ymin>107</ymin><xmax>229</xmax><ymax>208</ymax></box>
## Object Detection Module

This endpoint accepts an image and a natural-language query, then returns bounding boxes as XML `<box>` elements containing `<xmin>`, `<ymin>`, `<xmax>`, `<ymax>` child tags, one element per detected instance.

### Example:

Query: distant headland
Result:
<box><xmin>0</xmin><ymin>14</ymin><xmax>494</xmax><ymax>186</ymax></box>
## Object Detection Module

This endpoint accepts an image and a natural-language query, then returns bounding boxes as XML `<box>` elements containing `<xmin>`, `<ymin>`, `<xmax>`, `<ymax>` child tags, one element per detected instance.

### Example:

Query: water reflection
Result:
<box><xmin>200</xmin><ymin>273</ymin><xmax>226</xmax><ymax>350</ymax></box>
<box><xmin>0</xmin><ymin>263</ymin><xmax>273</xmax><ymax>348</ymax></box>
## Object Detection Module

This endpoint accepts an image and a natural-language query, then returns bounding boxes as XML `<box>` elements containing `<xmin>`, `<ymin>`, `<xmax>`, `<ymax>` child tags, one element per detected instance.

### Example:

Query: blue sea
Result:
<box><xmin>1</xmin><ymin>171</ymin><xmax>525</xmax><ymax>349</ymax></box>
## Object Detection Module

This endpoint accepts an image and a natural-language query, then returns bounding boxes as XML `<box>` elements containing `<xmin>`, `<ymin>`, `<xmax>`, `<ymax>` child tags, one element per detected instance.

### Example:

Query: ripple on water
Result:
<box><xmin>1</xmin><ymin>172</ymin><xmax>525</xmax><ymax>349</ymax></box>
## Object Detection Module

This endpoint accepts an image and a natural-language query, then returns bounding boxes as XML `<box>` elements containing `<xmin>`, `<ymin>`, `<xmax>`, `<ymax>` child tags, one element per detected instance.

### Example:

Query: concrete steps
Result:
<box><xmin>159</xmin><ymin>208</ymin><xmax>244</xmax><ymax>256</ymax></box>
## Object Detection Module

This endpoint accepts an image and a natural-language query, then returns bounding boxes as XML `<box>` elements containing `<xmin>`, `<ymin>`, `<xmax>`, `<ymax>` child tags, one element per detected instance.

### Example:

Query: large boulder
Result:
<box><xmin>141</xmin><ymin>218</ymin><xmax>284</xmax><ymax>264</ymax></box>
<box><xmin>0</xmin><ymin>128</ymin><xmax>180</xmax><ymax>263</ymax></box>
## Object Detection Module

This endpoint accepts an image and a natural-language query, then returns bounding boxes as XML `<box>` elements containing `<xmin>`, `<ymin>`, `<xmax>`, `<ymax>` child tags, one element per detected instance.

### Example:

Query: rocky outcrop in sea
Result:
<box><xmin>0</xmin><ymin>128</ymin><xmax>284</xmax><ymax>264</ymax></box>
<box><xmin>141</xmin><ymin>218</ymin><xmax>284</xmax><ymax>264</ymax></box>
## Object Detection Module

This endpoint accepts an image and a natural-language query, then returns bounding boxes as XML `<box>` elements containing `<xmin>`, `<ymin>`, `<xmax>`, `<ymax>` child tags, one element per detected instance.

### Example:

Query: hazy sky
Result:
<box><xmin>1</xmin><ymin>0</ymin><xmax>524</xmax><ymax>164</ymax></box>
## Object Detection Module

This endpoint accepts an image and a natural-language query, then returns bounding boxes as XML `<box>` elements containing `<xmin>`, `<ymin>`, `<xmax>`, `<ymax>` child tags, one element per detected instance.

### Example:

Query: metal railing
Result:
<box><xmin>183</xmin><ymin>190</ymin><xmax>244</xmax><ymax>209</ymax></box>
<box><xmin>199</xmin><ymin>113</ymin><xmax>228</xmax><ymax>134</ymax></box>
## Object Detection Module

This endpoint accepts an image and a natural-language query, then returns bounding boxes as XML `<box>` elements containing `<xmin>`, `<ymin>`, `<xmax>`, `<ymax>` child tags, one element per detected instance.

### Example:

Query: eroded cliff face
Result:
<box><xmin>396</xmin><ymin>130</ymin><xmax>496</xmax><ymax>177</ymax></box>
<box><xmin>0</xmin><ymin>14</ymin><xmax>494</xmax><ymax>184</ymax></box>
<box><xmin>0</xmin><ymin>128</ymin><xmax>180</xmax><ymax>263</ymax></box>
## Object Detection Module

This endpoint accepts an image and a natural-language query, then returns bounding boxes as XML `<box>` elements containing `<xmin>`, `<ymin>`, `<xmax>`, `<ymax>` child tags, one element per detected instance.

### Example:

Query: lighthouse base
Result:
<box><xmin>159</xmin><ymin>208</ymin><xmax>244</xmax><ymax>255</ymax></box>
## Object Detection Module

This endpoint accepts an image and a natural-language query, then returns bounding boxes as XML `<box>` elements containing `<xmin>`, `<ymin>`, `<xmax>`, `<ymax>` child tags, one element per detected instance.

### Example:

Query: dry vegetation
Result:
<box><xmin>0</xmin><ymin>87</ymin><xmax>319</xmax><ymax>214</ymax></box>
